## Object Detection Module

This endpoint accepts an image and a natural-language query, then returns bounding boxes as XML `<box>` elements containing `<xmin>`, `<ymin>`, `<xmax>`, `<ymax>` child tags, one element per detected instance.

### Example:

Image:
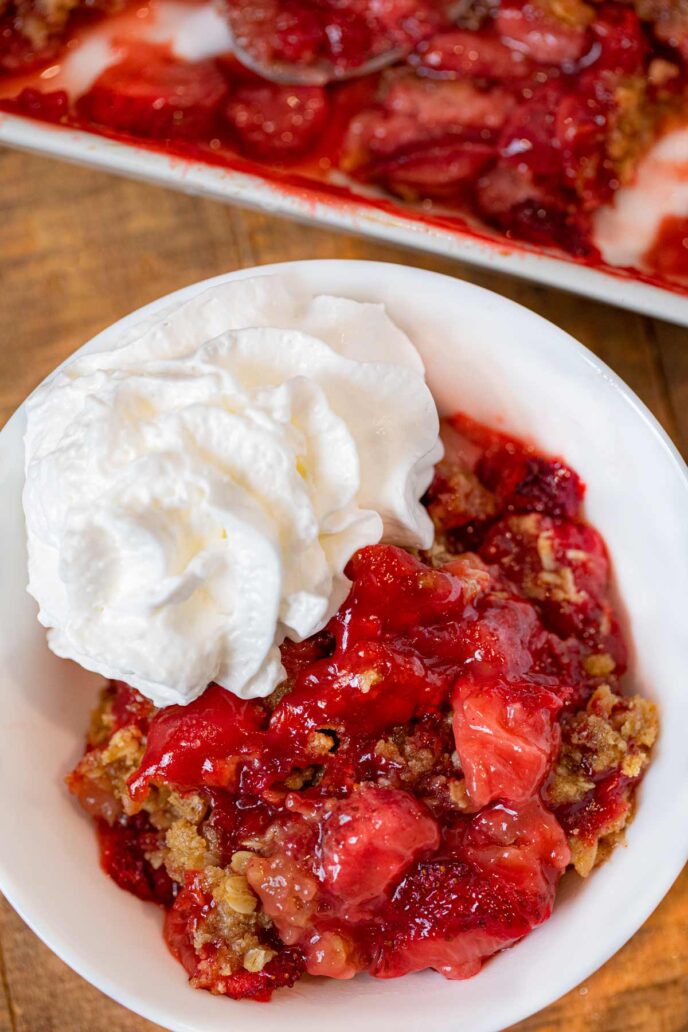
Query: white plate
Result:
<box><xmin>2</xmin><ymin>112</ymin><xmax>688</xmax><ymax>326</ymax></box>
<box><xmin>1</xmin><ymin>260</ymin><xmax>687</xmax><ymax>1032</ymax></box>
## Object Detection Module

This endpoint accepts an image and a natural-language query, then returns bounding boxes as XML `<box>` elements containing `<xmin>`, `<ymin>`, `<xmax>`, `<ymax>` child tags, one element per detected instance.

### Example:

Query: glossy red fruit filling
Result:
<box><xmin>225</xmin><ymin>83</ymin><xmax>328</xmax><ymax>158</ymax></box>
<box><xmin>338</xmin><ymin>0</ymin><xmax>664</xmax><ymax>254</ymax></box>
<box><xmin>97</xmin><ymin>812</ymin><xmax>175</xmax><ymax>905</ymax></box>
<box><xmin>593</xmin><ymin>5</ymin><xmax>648</xmax><ymax>75</ymax></box>
<box><xmin>493</xmin><ymin>0</ymin><xmax>592</xmax><ymax>66</ymax></box>
<box><xmin>416</xmin><ymin>29</ymin><xmax>534</xmax><ymax>80</ymax></box>
<box><xmin>426</xmin><ymin>413</ymin><xmax>585</xmax><ymax>548</ymax></box>
<box><xmin>555</xmin><ymin>769</ymin><xmax>632</xmax><ymax>844</ymax></box>
<box><xmin>245</xmin><ymin>785</ymin><xmax>441</xmax><ymax>975</ymax></box>
<box><xmin>480</xmin><ymin>513</ymin><xmax>626</xmax><ymax>668</ymax></box>
<box><xmin>342</xmin><ymin>75</ymin><xmax>514</xmax><ymax>199</ymax></box>
<box><xmin>311</xmin><ymin>785</ymin><xmax>440</xmax><ymax>912</ymax></box>
<box><xmin>226</xmin><ymin>0</ymin><xmax>449</xmax><ymax>75</ymax></box>
<box><xmin>452</xmin><ymin>677</ymin><xmax>565</xmax><ymax>808</ymax></box>
<box><xmin>77</xmin><ymin>43</ymin><xmax>228</xmax><ymax>139</ymax></box>
<box><xmin>374</xmin><ymin>799</ymin><xmax>569</xmax><ymax>979</ymax></box>
<box><xmin>129</xmin><ymin>682</ymin><xmax>266</xmax><ymax>799</ymax></box>
<box><xmin>475</xmin><ymin>438</ymin><xmax>584</xmax><ymax>521</ymax></box>
<box><xmin>1</xmin><ymin>1</ymin><xmax>687</xmax><ymax>275</ymax></box>
<box><xmin>68</xmin><ymin>413</ymin><xmax>657</xmax><ymax>1002</ymax></box>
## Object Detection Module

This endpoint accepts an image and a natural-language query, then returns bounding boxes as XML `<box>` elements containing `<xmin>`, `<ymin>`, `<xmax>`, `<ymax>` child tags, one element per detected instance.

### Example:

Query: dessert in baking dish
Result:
<box><xmin>1</xmin><ymin>1</ymin><xmax>688</xmax><ymax>282</ymax></box>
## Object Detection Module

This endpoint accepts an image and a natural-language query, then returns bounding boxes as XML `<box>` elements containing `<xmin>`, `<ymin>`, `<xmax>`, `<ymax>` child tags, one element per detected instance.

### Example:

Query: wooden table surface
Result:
<box><xmin>0</xmin><ymin>144</ymin><xmax>686</xmax><ymax>1032</ymax></box>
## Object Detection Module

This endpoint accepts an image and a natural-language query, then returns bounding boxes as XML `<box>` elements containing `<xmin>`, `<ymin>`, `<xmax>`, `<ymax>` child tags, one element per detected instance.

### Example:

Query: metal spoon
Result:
<box><xmin>226</xmin><ymin>1</ymin><xmax>473</xmax><ymax>86</ymax></box>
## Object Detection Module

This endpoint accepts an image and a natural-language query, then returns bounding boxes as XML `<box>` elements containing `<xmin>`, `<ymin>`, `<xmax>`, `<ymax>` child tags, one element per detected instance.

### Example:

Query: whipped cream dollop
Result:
<box><xmin>24</xmin><ymin>275</ymin><xmax>442</xmax><ymax>707</ymax></box>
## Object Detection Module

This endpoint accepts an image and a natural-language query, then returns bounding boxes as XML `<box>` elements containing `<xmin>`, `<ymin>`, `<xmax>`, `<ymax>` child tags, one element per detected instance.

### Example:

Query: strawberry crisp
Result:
<box><xmin>67</xmin><ymin>413</ymin><xmax>658</xmax><ymax>1001</ymax></box>
<box><xmin>1</xmin><ymin>1</ymin><xmax>688</xmax><ymax>277</ymax></box>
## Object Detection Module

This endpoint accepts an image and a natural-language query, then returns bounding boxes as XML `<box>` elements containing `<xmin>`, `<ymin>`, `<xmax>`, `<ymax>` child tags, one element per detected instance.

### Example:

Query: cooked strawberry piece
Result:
<box><xmin>128</xmin><ymin>683</ymin><xmax>266</xmax><ymax>799</ymax></box>
<box><xmin>3</xmin><ymin>87</ymin><xmax>69</xmax><ymax>120</ymax></box>
<box><xmin>417</xmin><ymin>29</ymin><xmax>533</xmax><ymax>79</ymax></box>
<box><xmin>452</xmin><ymin>677</ymin><xmax>565</xmax><ymax>807</ymax></box>
<box><xmin>342</xmin><ymin>74</ymin><xmax>513</xmax><ymax>196</ymax></box>
<box><xmin>247</xmin><ymin>787</ymin><xmax>438</xmax><ymax>975</ymax></box>
<box><xmin>97</xmin><ymin>813</ymin><xmax>174</xmax><ymax>906</ymax></box>
<box><xmin>246</xmin><ymin>817</ymin><xmax>368</xmax><ymax>978</ymax></box>
<box><xmin>500</xmin><ymin>87</ymin><xmax>567</xmax><ymax>180</ymax></box>
<box><xmin>247</xmin><ymin>841</ymin><xmax>321</xmax><ymax>944</ymax></box>
<box><xmin>478</xmin><ymin>447</ymin><xmax>584</xmax><ymax>519</ymax></box>
<box><xmin>591</xmin><ymin>4</ymin><xmax>647</xmax><ymax>74</ymax></box>
<box><xmin>338</xmin><ymin>544</ymin><xmax>467</xmax><ymax>642</ymax></box>
<box><xmin>499</xmin><ymin>79</ymin><xmax>611</xmax><ymax>187</ymax></box>
<box><xmin>225</xmin><ymin>83</ymin><xmax>328</xmax><ymax>159</ymax></box>
<box><xmin>228</xmin><ymin>0</ymin><xmax>323</xmax><ymax>67</ymax></box>
<box><xmin>495</xmin><ymin>0</ymin><xmax>593</xmax><ymax>66</ymax></box>
<box><xmin>77</xmin><ymin>44</ymin><xmax>228</xmax><ymax>140</ymax></box>
<box><xmin>384</xmin><ymin>75</ymin><xmax>513</xmax><ymax>132</ymax></box>
<box><xmin>495</xmin><ymin>195</ymin><xmax>593</xmax><ymax>256</ymax></box>
<box><xmin>375</xmin><ymin>906</ymin><xmax>520</xmax><ymax>981</ymax></box>
<box><xmin>375</xmin><ymin>799</ymin><xmax>568</xmax><ymax>978</ymax></box>
<box><xmin>496</xmin><ymin>70</ymin><xmax>620</xmax><ymax>218</ymax></box>
<box><xmin>318</xmin><ymin>785</ymin><xmax>439</xmax><ymax>909</ymax></box>
<box><xmin>164</xmin><ymin>876</ymin><xmax>207</xmax><ymax>976</ymax></box>
<box><xmin>369</xmin><ymin>140</ymin><xmax>496</xmax><ymax>197</ymax></box>
<box><xmin>460</xmin><ymin>798</ymin><xmax>570</xmax><ymax>894</ymax></box>
<box><xmin>450</xmin><ymin>590</ymin><xmax>588</xmax><ymax>695</ymax></box>
<box><xmin>300</xmin><ymin>929</ymin><xmax>365</xmax><ymax>979</ymax></box>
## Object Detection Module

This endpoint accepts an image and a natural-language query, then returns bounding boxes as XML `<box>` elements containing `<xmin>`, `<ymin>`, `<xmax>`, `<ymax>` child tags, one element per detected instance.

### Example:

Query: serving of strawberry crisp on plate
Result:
<box><xmin>21</xmin><ymin>274</ymin><xmax>658</xmax><ymax>1003</ymax></box>
<box><xmin>1</xmin><ymin>1</ymin><xmax>688</xmax><ymax>288</ymax></box>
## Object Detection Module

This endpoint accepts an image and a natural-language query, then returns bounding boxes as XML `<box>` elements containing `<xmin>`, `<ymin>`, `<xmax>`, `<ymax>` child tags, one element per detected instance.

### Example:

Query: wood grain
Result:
<box><xmin>0</xmin><ymin>144</ymin><xmax>686</xmax><ymax>1032</ymax></box>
